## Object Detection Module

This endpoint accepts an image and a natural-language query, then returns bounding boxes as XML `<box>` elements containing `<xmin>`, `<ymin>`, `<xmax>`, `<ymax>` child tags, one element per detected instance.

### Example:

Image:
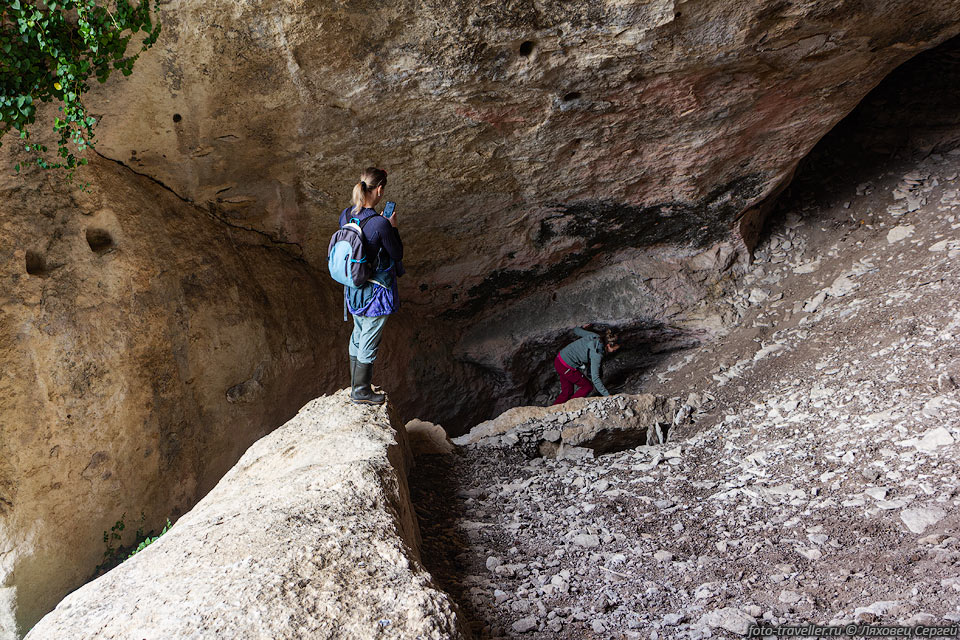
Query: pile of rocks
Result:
<box><xmin>411</xmin><ymin>149</ymin><xmax>960</xmax><ymax>638</ymax></box>
<box><xmin>452</xmin><ymin>394</ymin><xmax>697</xmax><ymax>458</ymax></box>
<box><xmin>888</xmin><ymin>170</ymin><xmax>931</xmax><ymax>216</ymax></box>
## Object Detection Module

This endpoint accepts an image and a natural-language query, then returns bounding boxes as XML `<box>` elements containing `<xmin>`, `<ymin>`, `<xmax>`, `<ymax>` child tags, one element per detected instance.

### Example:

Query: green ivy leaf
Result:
<box><xmin>0</xmin><ymin>0</ymin><xmax>161</xmax><ymax>182</ymax></box>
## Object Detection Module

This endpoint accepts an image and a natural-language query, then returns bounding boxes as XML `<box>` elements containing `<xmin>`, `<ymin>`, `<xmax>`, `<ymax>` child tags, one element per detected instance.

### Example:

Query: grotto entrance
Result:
<box><xmin>418</xmin><ymin>33</ymin><xmax>960</xmax><ymax>436</ymax></box>
<box><xmin>758</xmin><ymin>33</ymin><xmax>960</xmax><ymax>248</ymax></box>
<box><xmin>408</xmin><ymin>32</ymin><xmax>960</xmax><ymax>640</ymax></box>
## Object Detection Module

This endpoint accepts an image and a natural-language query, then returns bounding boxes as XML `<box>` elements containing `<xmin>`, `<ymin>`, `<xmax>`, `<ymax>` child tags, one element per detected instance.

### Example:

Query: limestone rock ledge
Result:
<box><xmin>26</xmin><ymin>393</ymin><xmax>469</xmax><ymax>640</ymax></box>
<box><xmin>454</xmin><ymin>394</ymin><xmax>677</xmax><ymax>457</ymax></box>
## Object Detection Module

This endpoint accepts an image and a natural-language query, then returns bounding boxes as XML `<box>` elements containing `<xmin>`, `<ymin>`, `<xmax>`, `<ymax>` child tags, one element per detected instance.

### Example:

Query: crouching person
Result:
<box><xmin>552</xmin><ymin>325</ymin><xmax>620</xmax><ymax>405</ymax></box>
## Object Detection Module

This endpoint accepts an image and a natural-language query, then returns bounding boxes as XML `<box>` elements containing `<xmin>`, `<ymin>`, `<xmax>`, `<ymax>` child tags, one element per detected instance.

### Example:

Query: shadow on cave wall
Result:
<box><xmin>760</xmin><ymin>33</ymin><xmax>960</xmax><ymax>234</ymax></box>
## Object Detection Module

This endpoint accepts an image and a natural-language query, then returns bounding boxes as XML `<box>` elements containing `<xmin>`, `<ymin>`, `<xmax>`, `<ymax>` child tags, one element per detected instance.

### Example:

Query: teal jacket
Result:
<box><xmin>558</xmin><ymin>328</ymin><xmax>610</xmax><ymax>396</ymax></box>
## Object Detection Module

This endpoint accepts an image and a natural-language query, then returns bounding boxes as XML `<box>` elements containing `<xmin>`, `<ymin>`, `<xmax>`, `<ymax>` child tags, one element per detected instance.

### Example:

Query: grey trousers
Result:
<box><xmin>349</xmin><ymin>314</ymin><xmax>388</xmax><ymax>364</ymax></box>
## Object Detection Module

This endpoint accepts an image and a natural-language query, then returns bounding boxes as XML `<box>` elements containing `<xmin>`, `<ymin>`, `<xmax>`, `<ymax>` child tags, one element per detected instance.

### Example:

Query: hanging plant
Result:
<box><xmin>0</xmin><ymin>0</ymin><xmax>161</xmax><ymax>181</ymax></box>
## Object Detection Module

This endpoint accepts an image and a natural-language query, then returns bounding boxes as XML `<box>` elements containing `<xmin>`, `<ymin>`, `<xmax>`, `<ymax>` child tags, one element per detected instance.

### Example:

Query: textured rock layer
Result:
<box><xmin>0</xmin><ymin>160</ymin><xmax>343</xmax><ymax>638</ymax></box>
<box><xmin>87</xmin><ymin>0</ymin><xmax>960</xmax><ymax>313</ymax></box>
<box><xmin>74</xmin><ymin>0</ymin><xmax>960</xmax><ymax>424</ymax></box>
<box><xmin>25</xmin><ymin>394</ymin><xmax>467</xmax><ymax>640</ymax></box>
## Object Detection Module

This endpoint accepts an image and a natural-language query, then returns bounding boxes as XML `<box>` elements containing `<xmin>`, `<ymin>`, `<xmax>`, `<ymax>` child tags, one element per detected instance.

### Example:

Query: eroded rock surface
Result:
<box><xmin>0</xmin><ymin>160</ymin><xmax>344</xmax><ymax>637</ymax></box>
<box><xmin>454</xmin><ymin>394</ymin><xmax>679</xmax><ymax>457</ymax></box>
<box><xmin>26</xmin><ymin>393</ymin><xmax>468</xmax><ymax>640</ymax></box>
<box><xmin>63</xmin><ymin>0</ymin><xmax>960</xmax><ymax>427</ymax></box>
<box><xmin>91</xmin><ymin>0</ymin><xmax>960</xmax><ymax>304</ymax></box>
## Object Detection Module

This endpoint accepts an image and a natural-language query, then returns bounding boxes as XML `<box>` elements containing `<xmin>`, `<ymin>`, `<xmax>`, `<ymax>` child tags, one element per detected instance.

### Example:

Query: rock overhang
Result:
<box><xmin>83</xmin><ymin>0</ymin><xmax>960</xmax><ymax>316</ymax></box>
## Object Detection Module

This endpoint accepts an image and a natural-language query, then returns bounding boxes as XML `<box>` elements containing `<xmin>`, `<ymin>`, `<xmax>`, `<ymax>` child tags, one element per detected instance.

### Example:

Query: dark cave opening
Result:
<box><xmin>515</xmin><ymin>322</ymin><xmax>706</xmax><ymax>410</ymax></box>
<box><xmin>762</xmin><ymin>34</ymin><xmax>960</xmax><ymax>237</ymax></box>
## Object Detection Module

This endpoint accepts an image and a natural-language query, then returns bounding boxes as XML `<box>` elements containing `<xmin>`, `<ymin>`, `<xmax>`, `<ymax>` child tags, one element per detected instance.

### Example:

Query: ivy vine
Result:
<box><xmin>0</xmin><ymin>0</ymin><xmax>161</xmax><ymax>180</ymax></box>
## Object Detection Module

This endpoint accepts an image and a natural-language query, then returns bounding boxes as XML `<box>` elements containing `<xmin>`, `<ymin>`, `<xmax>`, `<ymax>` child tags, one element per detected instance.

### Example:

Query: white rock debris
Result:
<box><xmin>412</xmin><ymin>148</ymin><xmax>960</xmax><ymax>639</ymax></box>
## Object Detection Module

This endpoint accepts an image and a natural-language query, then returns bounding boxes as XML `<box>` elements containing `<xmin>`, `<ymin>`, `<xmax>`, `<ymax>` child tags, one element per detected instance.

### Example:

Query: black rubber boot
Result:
<box><xmin>351</xmin><ymin>362</ymin><xmax>385</xmax><ymax>405</ymax></box>
<box><xmin>349</xmin><ymin>356</ymin><xmax>358</xmax><ymax>389</ymax></box>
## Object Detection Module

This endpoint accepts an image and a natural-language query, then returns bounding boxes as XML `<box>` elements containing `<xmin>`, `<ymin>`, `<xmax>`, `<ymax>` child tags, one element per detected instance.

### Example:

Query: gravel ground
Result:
<box><xmin>410</xmin><ymin>129</ymin><xmax>960</xmax><ymax>638</ymax></box>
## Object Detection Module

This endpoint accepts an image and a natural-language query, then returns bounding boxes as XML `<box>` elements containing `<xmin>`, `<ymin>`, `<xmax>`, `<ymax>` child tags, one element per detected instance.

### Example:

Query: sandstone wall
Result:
<box><xmin>71</xmin><ymin>0</ymin><xmax>960</xmax><ymax>426</ymax></box>
<box><xmin>24</xmin><ymin>394</ymin><xmax>468</xmax><ymax>640</ymax></box>
<box><xmin>85</xmin><ymin>0</ymin><xmax>960</xmax><ymax>316</ymax></box>
<box><xmin>0</xmin><ymin>158</ymin><xmax>344</xmax><ymax>637</ymax></box>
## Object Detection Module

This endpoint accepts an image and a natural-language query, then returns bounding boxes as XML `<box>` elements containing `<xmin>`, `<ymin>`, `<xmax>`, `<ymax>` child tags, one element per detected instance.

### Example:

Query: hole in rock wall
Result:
<box><xmin>86</xmin><ymin>228</ymin><xmax>115</xmax><ymax>255</ymax></box>
<box><xmin>760</xmin><ymin>33</ymin><xmax>960</xmax><ymax>240</ymax></box>
<box><xmin>25</xmin><ymin>251</ymin><xmax>48</xmax><ymax>277</ymax></box>
<box><xmin>518</xmin><ymin>40</ymin><xmax>535</xmax><ymax>56</ymax></box>
<box><xmin>172</xmin><ymin>113</ymin><xmax>182</xmax><ymax>123</ymax></box>
<box><xmin>562</xmin><ymin>91</ymin><xmax>582</xmax><ymax>102</ymax></box>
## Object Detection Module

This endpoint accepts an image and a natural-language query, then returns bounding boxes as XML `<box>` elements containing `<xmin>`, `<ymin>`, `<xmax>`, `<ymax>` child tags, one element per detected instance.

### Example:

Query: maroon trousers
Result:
<box><xmin>552</xmin><ymin>354</ymin><xmax>594</xmax><ymax>405</ymax></box>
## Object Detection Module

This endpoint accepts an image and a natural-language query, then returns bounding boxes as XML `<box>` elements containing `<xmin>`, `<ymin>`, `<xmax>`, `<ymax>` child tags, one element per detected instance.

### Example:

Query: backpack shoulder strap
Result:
<box><xmin>343</xmin><ymin>213</ymin><xmax>375</xmax><ymax>231</ymax></box>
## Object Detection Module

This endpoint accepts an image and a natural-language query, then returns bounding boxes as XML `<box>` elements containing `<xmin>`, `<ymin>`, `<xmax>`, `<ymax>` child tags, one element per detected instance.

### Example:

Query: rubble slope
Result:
<box><xmin>411</xmin><ymin>127</ymin><xmax>960</xmax><ymax>639</ymax></box>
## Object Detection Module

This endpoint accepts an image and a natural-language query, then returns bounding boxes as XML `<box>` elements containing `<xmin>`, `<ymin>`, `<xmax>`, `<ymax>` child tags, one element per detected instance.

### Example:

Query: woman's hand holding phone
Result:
<box><xmin>382</xmin><ymin>201</ymin><xmax>398</xmax><ymax>228</ymax></box>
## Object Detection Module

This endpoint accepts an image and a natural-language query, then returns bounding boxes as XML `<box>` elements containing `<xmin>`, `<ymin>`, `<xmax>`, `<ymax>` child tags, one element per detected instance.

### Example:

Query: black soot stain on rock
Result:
<box><xmin>447</xmin><ymin>174</ymin><xmax>766</xmax><ymax>318</ymax></box>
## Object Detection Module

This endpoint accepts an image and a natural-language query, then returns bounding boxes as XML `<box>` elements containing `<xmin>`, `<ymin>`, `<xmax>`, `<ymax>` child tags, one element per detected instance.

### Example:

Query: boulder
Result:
<box><xmin>26</xmin><ymin>394</ymin><xmax>468</xmax><ymax>640</ymax></box>
<box><xmin>406</xmin><ymin>419</ymin><xmax>457</xmax><ymax>455</ymax></box>
<box><xmin>698</xmin><ymin>607</ymin><xmax>757</xmax><ymax>636</ymax></box>
<box><xmin>900</xmin><ymin>506</ymin><xmax>948</xmax><ymax>534</ymax></box>
<box><xmin>453</xmin><ymin>394</ymin><xmax>676</xmax><ymax>455</ymax></box>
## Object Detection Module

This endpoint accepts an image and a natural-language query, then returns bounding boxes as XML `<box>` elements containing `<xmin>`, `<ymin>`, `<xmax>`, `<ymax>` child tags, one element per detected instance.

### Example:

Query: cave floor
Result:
<box><xmin>410</xmin><ymin>146</ymin><xmax>960</xmax><ymax>638</ymax></box>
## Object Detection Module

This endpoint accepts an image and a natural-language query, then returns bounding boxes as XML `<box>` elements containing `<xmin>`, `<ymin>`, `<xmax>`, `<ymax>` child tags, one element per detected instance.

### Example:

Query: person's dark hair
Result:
<box><xmin>603</xmin><ymin>329</ymin><xmax>620</xmax><ymax>348</ymax></box>
<box><xmin>351</xmin><ymin>167</ymin><xmax>388</xmax><ymax>217</ymax></box>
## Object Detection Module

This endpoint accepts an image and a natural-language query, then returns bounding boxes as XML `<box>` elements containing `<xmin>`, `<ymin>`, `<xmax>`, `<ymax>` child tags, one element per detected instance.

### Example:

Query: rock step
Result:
<box><xmin>26</xmin><ymin>392</ymin><xmax>468</xmax><ymax>640</ymax></box>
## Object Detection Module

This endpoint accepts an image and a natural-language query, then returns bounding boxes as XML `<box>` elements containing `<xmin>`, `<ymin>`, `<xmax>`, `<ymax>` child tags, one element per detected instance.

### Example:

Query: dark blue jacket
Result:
<box><xmin>339</xmin><ymin>206</ymin><xmax>404</xmax><ymax>317</ymax></box>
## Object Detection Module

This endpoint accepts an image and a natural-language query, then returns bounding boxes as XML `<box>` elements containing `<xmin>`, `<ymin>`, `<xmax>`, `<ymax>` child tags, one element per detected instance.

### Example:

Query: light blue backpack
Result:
<box><xmin>327</xmin><ymin>216</ymin><xmax>373</xmax><ymax>288</ymax></box>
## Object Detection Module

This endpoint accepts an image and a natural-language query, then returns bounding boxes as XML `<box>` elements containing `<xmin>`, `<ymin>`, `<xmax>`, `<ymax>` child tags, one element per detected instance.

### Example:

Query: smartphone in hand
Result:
<box><xmin>382</xmin><ymin>201</ymin><xmax>396</xmax><ymax>219</ymax></box>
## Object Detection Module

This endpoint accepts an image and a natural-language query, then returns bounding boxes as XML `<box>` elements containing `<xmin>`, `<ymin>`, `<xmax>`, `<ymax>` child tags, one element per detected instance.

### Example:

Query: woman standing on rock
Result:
<box><xmin>552</xmin><ymin>325</ymin><xmax>620</xmax><ymax>405</ymax></box>
<box><xmin>339</xmin><ymin>167</ymin><xmax>403</xmax><ymax>405</ymax></box>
